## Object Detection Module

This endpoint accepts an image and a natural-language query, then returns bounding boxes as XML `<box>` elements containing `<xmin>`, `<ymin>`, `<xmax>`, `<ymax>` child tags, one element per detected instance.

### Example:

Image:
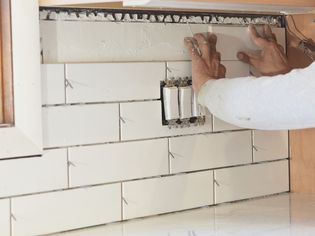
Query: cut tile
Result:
<box><xmin>0</xmin><ymin>149</ymin><xmax>67</xmax><ymax>198</ymax></box>
<box><xmin>69</xmin><ymin>139</ymin><xmax>169</xmax><ymax>187</ymax></box>
<box><xmin>0</xmin><ymin>199</ymin><xmax>10</xmax><ymax>236</ymax></box>
<box><xmin>41</xmin><ymin>21</ymin><xmax>208</xmax><ymax>63</ymax></box>
<box><xmin>66</xmin><ymin>62</ymin><xmax>165</xmax><ymax>103</ymax></box>
<box><xmin>12</xmin><ymin>184</ymin><xmax>121</xmax><ymax>236</ymax></box>
<box><xmin>253</xmin><ymin>130</ymin><xmax>289</xmax><ymax>162</ymax></box>
<box><xmin>120</xmin><ymin>101</ymin><xmax>212</xmax><ymax>141</ymax></box>
<box><xmin>123</xmin><ymin>171</ymin><xmax>213</xmax><ymax>220</ymax></box>
<box><xmin>169</xmin><ymin>131</ymin><xmax>252</xmax><ymax>173</ymax></box>
<box><xmin>215</xmin><ymin>160</ymin><xmax>289</xmax><ymax>204</ymax></box>
<box><xmin>209</xmin><ymin>26</ymin><xmax>286</xmax><ymax>61</ymax></box>
<box><xmin>213</xmin><ymin>117</ymin><xmax>244</xmax><ymax>132</ymax></box>
<box><xmin>42</xmin><ymin>104</ymin><xmax>119</xmax><ymax>148</ymax></box>
<box><xmin>41</xmin><ymin>64</ymin><xmax>65</xmax><ymax>105</ymax></box>
<box><xmin>167</xmin><ymin>61</ymin><xmax>249</xmax><ymax>79</ymax></box>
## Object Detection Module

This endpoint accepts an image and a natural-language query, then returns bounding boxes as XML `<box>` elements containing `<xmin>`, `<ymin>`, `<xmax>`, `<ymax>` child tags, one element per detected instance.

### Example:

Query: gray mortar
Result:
<box><xmin>39</xmin><ymin>8</ymin><xmax>284</xmax><ymax>27</ymax></box>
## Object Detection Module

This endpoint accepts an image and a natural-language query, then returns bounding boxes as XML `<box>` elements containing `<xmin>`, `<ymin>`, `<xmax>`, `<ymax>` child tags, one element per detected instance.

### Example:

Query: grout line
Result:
<box><xmin>120</xmin><ymin>182</ymin><xmax>123</xmax><ymax>221</ymax></box>
<box><xmin>211</xmin><ymin>114</ymin><xmax>214</xmax><ymax>132</ymax></box>
<box><xmin>64</xmin><ymin>64</ymin><xmax>67</xmax><ymax>104</ymax></box>
<box><xmin>165</xmin><ymin>61</ymin><xmax>168</xmax><ymax>79</ymax></box>
<box><xmin>42</xmin><ymin>98</ymin><xmax>161</xmax><ymax>108</ymax></box>
<box><xmin>9</xmin><ymin>198</ymin><xmax>12</xmax><ymax>236</ymax></box>
<box><xmin>0</xmin><ymin>159</ymin><xmax>289</xmax><ymax>201</ymax></box>
<box><xmin>251</xmin><ymin>130</ymin><xmax>254</xmax><ymax>163</ymax></box>
<box><xmin>212</xmin><ymin>171</ymin><xmax>216</xmax><ymax>206</ymax></box>
<box><xmin>289</xmin><ymin>191</ymin><xmax>293</xmax><ymax>226</ymax></box>
<box><xmin>42</xmin><ymin>129</ymin><xmax>250</xmax><ymax>150</ymax></box>
<box><xmin>167</xmin><ymin>138</ymin><xmax>171</xmax><ymax>174</ymax></box>
<box><xmin>66</xmin><ymin>148</ymin><xmax>70</xmax><ymax>188</ymax></box>
<box><xmin>118</xmin><ymin>103</ymin><xmax>122</xmax><ymax>142</ymax></box>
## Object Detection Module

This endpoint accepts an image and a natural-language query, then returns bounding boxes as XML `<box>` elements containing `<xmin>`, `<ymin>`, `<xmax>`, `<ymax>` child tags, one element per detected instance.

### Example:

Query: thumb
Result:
<box><xmin>237</xmin><ymin>52</ymin><xmax>259</xmax><ymax>67</ymax></box>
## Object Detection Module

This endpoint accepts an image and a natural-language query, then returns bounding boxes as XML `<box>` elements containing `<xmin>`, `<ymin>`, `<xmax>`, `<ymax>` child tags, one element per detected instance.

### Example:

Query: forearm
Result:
<box><xmin>198</xmin><ymin>62</ymin><xmax>315</xmax><ymax>130</ymax></box>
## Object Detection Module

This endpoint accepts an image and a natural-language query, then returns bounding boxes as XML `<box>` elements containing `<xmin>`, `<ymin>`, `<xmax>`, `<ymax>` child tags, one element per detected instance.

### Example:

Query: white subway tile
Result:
<box><xmin>12</xmin><ymin>184</ymin><xmax>121</xmax><ymax>236</ymax></box>
<box><xmin>120</xmin><ymin>101</ymin><xmax>212</xmax><ymax>141</ymax></box>
<box><xmin>66</xmin><ymin>62</ymin><xmax>165</xmax><ymax>103</ymax></box>
<box><xmin>0</xmin><ymin>199</ymin><xmax>10</xmax><ymax>236</ymax></box>
<box><xmin>167</xmin><ymin>61</ymin><xmax>191</xmax><ymax>78</ymax></box>
<box><xmin>123</xmin><ymin>171</ymin><xmax>213</xmax><ymax>219</ymax></box>
<box><xmin>0</xmin><ymin>149</ymin><xmax>67</xmax><ymax>198</ymax></box>
<box><xmin>43</xmin><ymin>104</ymin><xmax>119</xmax><ymax>148</ymax></box>
<box><xmin>253</xmin><ymin>131</ymin><xmax>289</xmax><ymax>162</ymax></box>
<box><xmin>215</xmin><ymin>160</ymin><xmax>289</xmax><ymax>204</ymax></box>
<box><xmin>41</xmin><ymin>64</ymin><xmax>65</xmax><ymax>105</ymax></box>
<box><xmin>209</xmin><ymin>26</ymin><xmax>286</xmax><ymax>61</ymax></box>
<box><xmin>221</xmin><ymin>61</ymin><xmax>250</xmax><ymax>78</ymax></box>
<box><xmin>41</xmin><ymin>21</ymin><xmax>208</xmax><ymax>63</ymax></box>
<box><xmin>69</xmin><ymin>139</ymin><xmax>169</xmax><ymax>187</ymax></box>
<box><xmin>213</xmin><ymin>117</ymin><xmax>243</xmax><ymax>132</ymax></box>
<box><xmin>169</xmin><ymin>131</ymin><xmax>252</xmax><ymax>173</ymax></box>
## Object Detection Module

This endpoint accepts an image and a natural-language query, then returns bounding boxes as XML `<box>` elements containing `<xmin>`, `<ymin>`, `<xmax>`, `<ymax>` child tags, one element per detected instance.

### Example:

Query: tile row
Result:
<box><xmin>42</xmin><ymin>100</ymin><xmax>289</xmax><ymax>149</ymax></box>
<box><xmin>41</xmin><ymin>61</ymin><xmax>250</xmax><ymax>106</ymax></box>
<box><xmin>40</xmin><ymin>22</ymin><xmax>285</xmax><ymax>63</ymax></box>
<box><xmin>49</xmin><ymin>194</ymin><xmax>291</xmax><ymax>236</ymax></box>
<box><xmin>42</xmin><ymin>101</ymin><xmax>212</xmax><ymax>148</ymax></box>
<box><xmin>40</xmin><ymin>21</ymin><xmax>208</xmax><ymax>63</ymax></box>
<box><xmin>0</xmin><ymin>131</ymin><xmax>288</xmax><ymax>198</ymax></box>
<box><xmin>2</xmin><ymin>160</ymin><xmax>288</xmax><ymax>236</ymax></box>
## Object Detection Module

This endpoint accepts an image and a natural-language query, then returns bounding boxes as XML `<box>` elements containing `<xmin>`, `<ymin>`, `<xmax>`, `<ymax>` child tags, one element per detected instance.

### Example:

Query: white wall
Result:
<box><xmin>0</xmin><ymin>18</ymin><xmax>289</xmax><ymax>236</ymax></box>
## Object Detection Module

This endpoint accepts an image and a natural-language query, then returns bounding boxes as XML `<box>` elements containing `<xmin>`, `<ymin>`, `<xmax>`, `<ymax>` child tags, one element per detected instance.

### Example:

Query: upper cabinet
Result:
<box><xmin>39</xmin><ymin>0</ymin><xmax>315</xmax><ymax>13</ymax></box>
<box><xmin>0</xmin><ymin>0</ymin><xmax>42</xmax><ymax>159</ymax></box>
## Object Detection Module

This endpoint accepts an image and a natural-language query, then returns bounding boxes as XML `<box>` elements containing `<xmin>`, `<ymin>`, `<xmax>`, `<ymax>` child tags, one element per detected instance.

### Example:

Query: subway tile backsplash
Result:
<box><xmin>122</xmin><ymin>171</ymin><xmax>214</xmax><ymax>220</ymax></box>
<box><xmin>0</xmin><ymin>199</ymin><xmax>10</xmax><ymax>236</ymax></box>
<box><xmin>0</xmin><ymin>18</ymin><xmax>289</xmax><ymax>235</ymax></box>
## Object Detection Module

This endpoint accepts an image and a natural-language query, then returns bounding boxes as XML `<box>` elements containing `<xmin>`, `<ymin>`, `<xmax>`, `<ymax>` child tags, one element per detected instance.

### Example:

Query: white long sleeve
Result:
<box><xmin>198</xmin><ymin>62</ymin><xmax>315</xmax><ymax>130</ymax></box>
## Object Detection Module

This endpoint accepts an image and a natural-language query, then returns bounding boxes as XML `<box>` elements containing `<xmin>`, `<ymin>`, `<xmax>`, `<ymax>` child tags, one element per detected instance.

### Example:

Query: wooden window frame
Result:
<box><xmin>0</xmin><ymin>0</ymin><xmax>42</xmax><ymax>159</ymax></box>
<box><xmin>0</xmin><ymin>0</ymin><xmax>14</xmax><ymax>126</ymax></box>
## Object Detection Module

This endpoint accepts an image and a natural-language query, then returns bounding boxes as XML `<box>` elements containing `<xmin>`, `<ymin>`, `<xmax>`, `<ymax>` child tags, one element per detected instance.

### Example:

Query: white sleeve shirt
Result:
<box><xmin>198</xmin><ymin>62</ymin><xmax>315</xmax><ymax>130</ymax></box>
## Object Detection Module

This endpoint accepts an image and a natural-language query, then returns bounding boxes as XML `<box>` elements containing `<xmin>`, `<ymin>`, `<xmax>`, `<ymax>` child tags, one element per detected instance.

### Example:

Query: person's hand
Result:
<box><xmin>238</xmin><ymin>24</ymin><xmax>291</xmax><ymax>76</ymax></box>
<box><xmin>184</xmin><ymin>33</ymin><xmax>226</xmax><ymax>92</ymax></box>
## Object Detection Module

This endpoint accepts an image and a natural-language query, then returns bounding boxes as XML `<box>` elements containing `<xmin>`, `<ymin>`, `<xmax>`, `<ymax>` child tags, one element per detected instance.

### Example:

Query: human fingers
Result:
<box><xmin>218</xmin><ymin>64</ymin><xmax>226</xmax><ymax>79</ymax></box>
<box><xmin>237</xmin><ymin>51</ymin><xmax>260</xmax><ymax>67</ymax></box>
<box><xmin>249</xmin><ymin>24</ymin><xmax>269</xmax><ymax>48</ymax></box>
<box><xmin>264</xmin><ymin>24</ymin><xmax>277</xmax><ymax>43</ymax></box>
<box><xmin>193</xmin><ymin>33</ymin><xmax>211</xmax><ymax>62</ymax></box>
<box><xmin>214</xmin><ymin>52</ymin><xmax>221</xmax><ymax>61</ymax></box>
<box><xmin>184</xmin><ymin>37</ymin><xmax>202</xmax><ymax>60</ymax></box>
<box><xmin>208</xmin><ymin>33</ymin><xmax>218</xmax><ymax>55</ymax></box>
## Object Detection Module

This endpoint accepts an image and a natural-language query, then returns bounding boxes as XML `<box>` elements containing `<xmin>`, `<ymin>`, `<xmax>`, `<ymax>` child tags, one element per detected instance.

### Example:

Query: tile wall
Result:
<box><xmin>0</xmin><ymin>17</ymin><xmax>289</xmax><ymax>236</ymax></box>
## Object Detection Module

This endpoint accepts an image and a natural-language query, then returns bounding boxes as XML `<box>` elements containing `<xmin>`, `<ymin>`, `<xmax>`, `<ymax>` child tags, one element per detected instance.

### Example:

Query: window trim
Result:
<box><xmin>0</xmin><ymin>0</ymin><xmax>14</xmax><ymax>125</ymax></box>
<box><xmin>0</xmin><ymin>0</ymin><xmax>42</xmax><ymax>159</ymax></box>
